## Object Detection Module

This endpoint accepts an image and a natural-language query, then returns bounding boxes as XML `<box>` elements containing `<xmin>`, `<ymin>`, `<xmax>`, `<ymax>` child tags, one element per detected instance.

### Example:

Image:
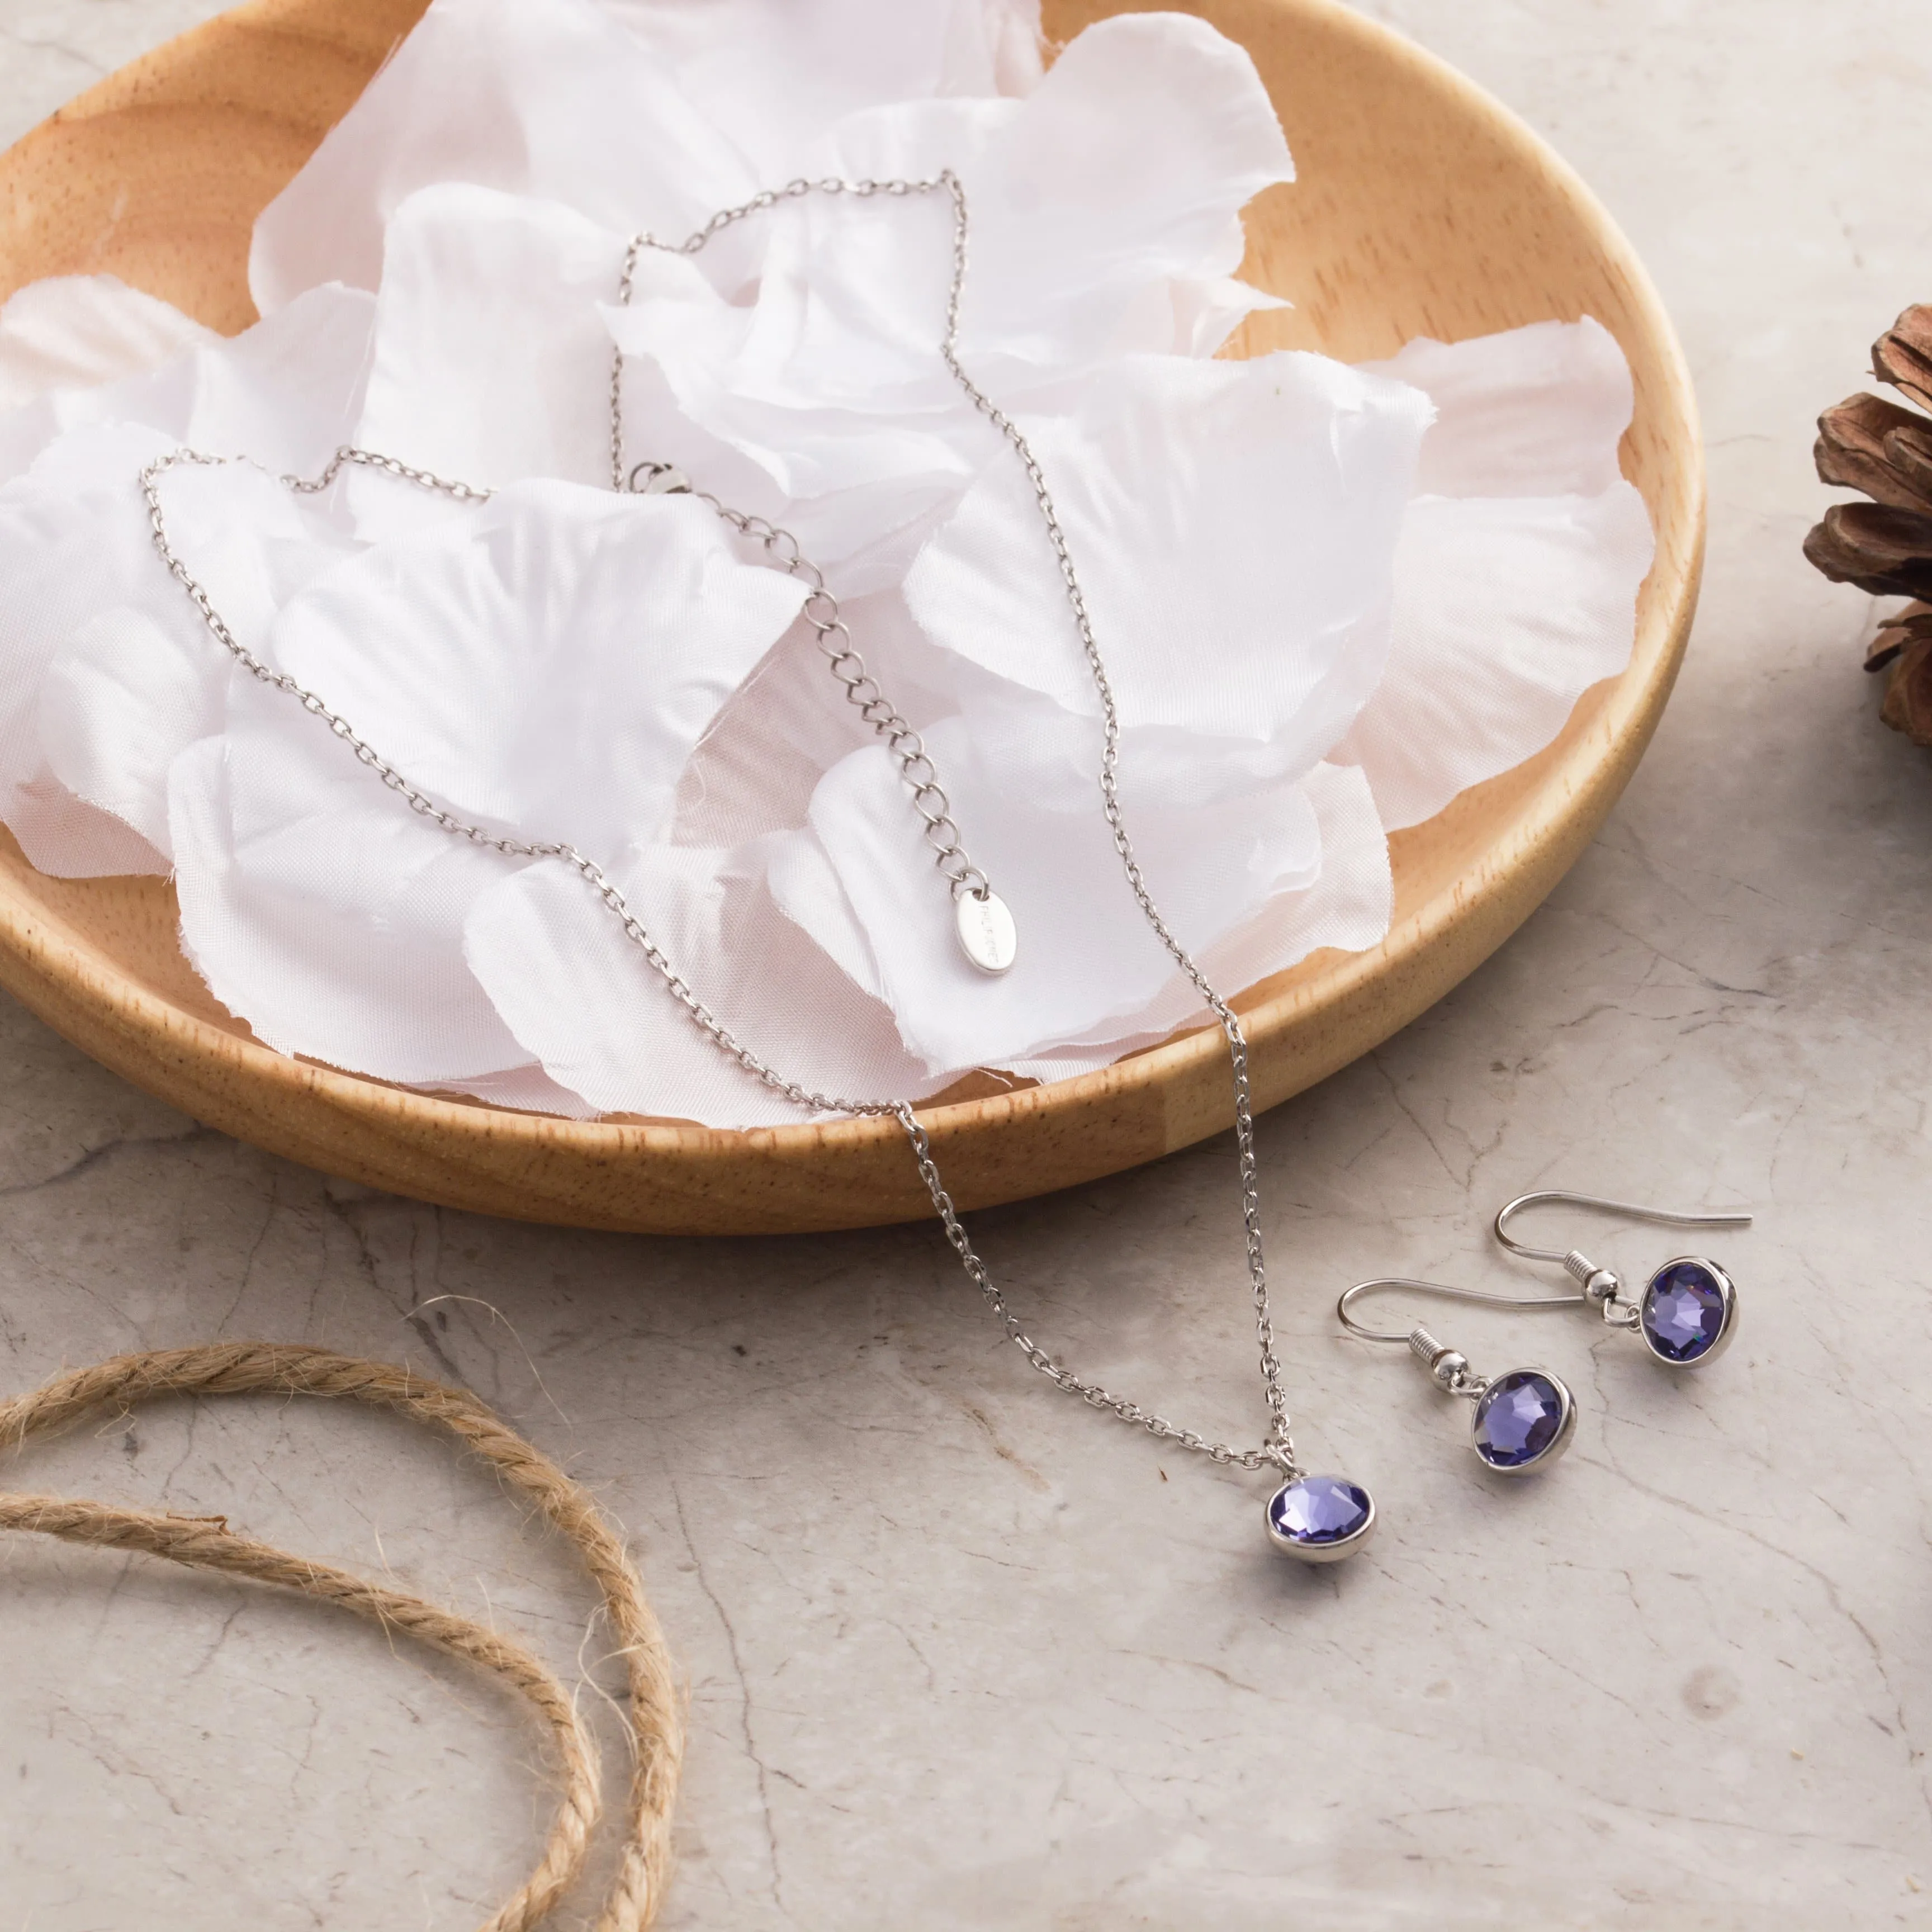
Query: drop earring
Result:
<box><xmin>1337</xmin><ymin>1278</ymin><xmax>1579</xmax><ymax>1475</ymax></box>
<box><xmin>1492</xmin><ymin>1191</ymin><xmax>1752</xmax><ymax>1368</ymax></box>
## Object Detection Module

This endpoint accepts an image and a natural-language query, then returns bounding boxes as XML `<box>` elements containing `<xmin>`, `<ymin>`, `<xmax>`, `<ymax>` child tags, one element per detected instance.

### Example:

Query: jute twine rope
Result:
<box><xmin>0</xmin><ymin>1341</ymin><xmax>683</xmax><ymax>1930</ymax></box>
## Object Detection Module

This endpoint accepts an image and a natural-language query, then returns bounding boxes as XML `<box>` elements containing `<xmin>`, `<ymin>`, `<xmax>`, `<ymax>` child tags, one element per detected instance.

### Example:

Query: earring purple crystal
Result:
<box><xmin>1338</xmin><ymin>1278</ymin><xmax>1579</xmax><ymax>1483</ymax></box>
<box><xmin>1493</xmin><ymin>1192</ymin><xmax>1750</xmax><ymax>1371</ymax></box>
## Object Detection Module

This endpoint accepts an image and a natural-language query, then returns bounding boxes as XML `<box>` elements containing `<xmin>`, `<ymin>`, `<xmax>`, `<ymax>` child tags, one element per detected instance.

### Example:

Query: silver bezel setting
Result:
<box><xmin>1637</xmin><ymin>1255</ymin><xmax>1739</xmax><ymax>1369</ymax></box>
<box><xmin>1469</xmin><ymin>1366</ymin><xmax>1577</xmax><ymax>1477</ymax></box>
<box><xmin>1265</xmin><ymin>1475</ymin><xmax>1377</xmax><ymax>1564</ymax></box>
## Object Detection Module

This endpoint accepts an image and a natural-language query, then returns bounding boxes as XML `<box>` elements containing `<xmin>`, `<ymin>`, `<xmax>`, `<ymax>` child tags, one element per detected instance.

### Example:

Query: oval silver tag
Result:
<box><xmin>955</xmin><ymin>889</ymin><xmax>1017</xmax><ymax>976</ymax></box>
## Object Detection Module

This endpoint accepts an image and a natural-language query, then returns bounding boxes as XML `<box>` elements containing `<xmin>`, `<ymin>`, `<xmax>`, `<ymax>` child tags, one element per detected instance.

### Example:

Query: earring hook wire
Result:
<box><xmin>1492</xmin><ymin>1191</ymin><xmax>1753</xmax><ymax>1266</ymax></box>
<box><xmin>1337</xmin><ymin>1276</ymin><xmax>1586</xmax><ymax>1344</ymax></box>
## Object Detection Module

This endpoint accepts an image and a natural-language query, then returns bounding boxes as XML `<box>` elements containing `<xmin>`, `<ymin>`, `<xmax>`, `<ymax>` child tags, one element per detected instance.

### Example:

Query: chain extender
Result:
<box><xmin>611</xmin><ymin>175</ymin><xmax>992</xmax><ymax>910</ymax></box>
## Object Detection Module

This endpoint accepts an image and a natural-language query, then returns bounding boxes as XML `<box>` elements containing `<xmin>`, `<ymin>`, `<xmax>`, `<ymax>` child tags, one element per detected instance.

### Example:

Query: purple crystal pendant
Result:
<box><xmin>1470</xmin><ymin>1367</ymin><xmax>1576</xmax><ymax>1474</ymax></box>
<box><xmin>1265</xmin><ymin>1474</ymin><xmax>1376</xmax><ymax>1563</ymax></box>
<box><xmin>1639</xmin><ymin>1257</ymin><xmax>1738</xmax><ymax>1366</ymax></box>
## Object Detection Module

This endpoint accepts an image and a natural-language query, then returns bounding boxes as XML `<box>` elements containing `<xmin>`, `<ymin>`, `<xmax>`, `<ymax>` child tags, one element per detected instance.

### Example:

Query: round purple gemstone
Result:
<box><xmin>1471</xmin><ymin>1370</ymin><xmax>1567</xmax><ymax>1469</ymax></box>
<box><xmin>1642</xmin><ymin>1262</ymin><xmax>1730</xmax><ymax>1362</ymax></box>
<box><xmin>1268</xmin><ymin>1474</ymin><xmax>1372</xmax><ymax>1549</ymax></box>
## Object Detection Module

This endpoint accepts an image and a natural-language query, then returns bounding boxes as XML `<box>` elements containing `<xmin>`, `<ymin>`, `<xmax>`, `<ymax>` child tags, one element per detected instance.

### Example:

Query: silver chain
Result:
<box><xmin>139</xmin><ymin>169</ymin><xmax>1300</xmax><ymax>1481</ymax></box>
<box><xmin>141</xmin><ymin>445</ymin><xmax>896</xmax><ymax>1120</ymax></box>
<box><xmin>612</xmin><ymin>176</ymin><xmax>988</xmax><ymax>903</ymax></box>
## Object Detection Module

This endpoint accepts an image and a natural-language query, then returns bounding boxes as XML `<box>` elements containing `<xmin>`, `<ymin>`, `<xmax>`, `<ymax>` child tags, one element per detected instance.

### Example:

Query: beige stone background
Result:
<box><xmin>0</xmin><ymin>1</ymin><xmax>1929</xmax><ymax>1926</ymax></box>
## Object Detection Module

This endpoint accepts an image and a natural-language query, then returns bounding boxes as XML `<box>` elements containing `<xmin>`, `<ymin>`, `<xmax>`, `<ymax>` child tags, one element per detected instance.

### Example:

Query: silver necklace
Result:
<box><xmin>139</xmin><ymin>169</ymin><xmax>1375</xmax><ymax>1565</ymax></box>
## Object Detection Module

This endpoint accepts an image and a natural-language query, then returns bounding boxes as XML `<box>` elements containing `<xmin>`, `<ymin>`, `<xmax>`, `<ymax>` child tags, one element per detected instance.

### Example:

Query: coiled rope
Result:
<box><xmin>0</xmin><ymin>1341</ymin><xmax>683</xmax><ymax>1930</ymax></box>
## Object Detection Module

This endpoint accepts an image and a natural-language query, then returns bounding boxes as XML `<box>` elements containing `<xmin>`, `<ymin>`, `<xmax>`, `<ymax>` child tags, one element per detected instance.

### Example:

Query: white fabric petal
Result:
<box><xmin>44</xmin><ymin>458</ymin><xmax>354</xmax><ymax>859</ymax></box>
<box><xmin>0</xmin><ymin>283</ymin><xmax>375</xmax><ymax>489</ymax></box>
<box><xmin>172</xmin><ymin>283</ymin><xmax>378</xmax><ymax>476</ymax></box>
<box><xmin>463</xmin><ymin>843</ymin><xmax>934</xmax><ymax>1125</ymax></box>
<box><xmin>772</xmin><ymin>694</ymin><xmax>1327</xmax><ymax>1074</ymax></box>
<box><xmin>38</xmin><ymin>606</ymin><xmax>226</xmax><ymax>859</ymax></box>
<box><xmin>343</xmin><ymin>182</ymin><xmax>822</xmax><ymax>579</ymax></box>
<box><xmin>353</xmin><ymin>186</ymin><xmax>627</xmax><ymax>508</ymax></box>
<box><xmin>0</xmin><ymin>275</ymin><xmax>212</xmax><ymax>416</ymax></box>
<box><xmin>3</xmin><ymin>774</ymin><xmax>165</xmax><ymax>878</ymax></box>
<box><xmin>1192</xmin><ymin>758</ymin><xmax>1393</xmax><ymax>1020</ymax></box>
<box><xmin>981</xmin><ymin>0</ymin><xmax>1045</xmax><ymax>96</ymax></box>
<box><xmin>265</xmin><ymin>481</ymin><xmax>807</xmax><ymax>852</ymax></box>
<box><xmin>1335</xmin><ymin>320</ymin><xmax>1656</xmax><ymax>830</ymax></box>
<box><xmin>0</xmin><ymin>424</ymin><xmax>181</xmax><ymax>874</ymax></box>
<box><xmin>169</xmin><ymin>719</ymin><xmax>539</xmax><ymax>1082</ymax></box>
<box><xmin>995</xmin><ymin>758</ymin><xmax>1393</xmax><ymax>1080</ymax></box>
<box><xmin>1334</xmin><ymin>485</ymin><xmax>1656</xmax><ymax>830</ymax></box>
<box><xmin>595</xmin><ymin>0</ymin><xmax>1044</xmax><ymax>168</ymax></box>
<box><xmin>1168</xmin><ymin>273</ymin><xmax>1290</xmax><ymax>363</ymax></box>
<box><xmin>1362</xmin><ymin>316</ymin><xmax>1633</xmax><ymax>499</ymax></box>
<box><xmin>461</xmin><ymin>571</ymin><xmax>974</xmax><ymax>1123</ymax></box>
<box><xmin>0</xmin><ymin>428</ymin><xmax>344</xmax><ymax>876</ymax></box>
<box><xmin>495</xmin><ymin>753</ymin><xmax>1385</xmax><ymax>1125</ymax></box>
<box><xmin>671</xmin><ymin>586</ymin><xmax>955</xmax><ymax>850</ymax></box>
<box><xmin>0</xmin><ymin>281</ymin><xmax>369</xmax><ymax>527</ymax></box>
<box><xmin>160</xmin><ymin>477</ymin><xmax>811</xmax><ymax>1091</ymax></box>
<box><xmin>249</xmin><ymin>0</ymin><xmax>760</xmax><ymax>315</ymax></box>
<box><xmin>605</xmin><ymin>190</ymin><xmax>984</xmax><ymax>524</ymax></box>
<box><xmin>248</xmin><ymin>0</ymin><xmax>1044</xmax><ymax>319</ymax></box>
<box><xmin>904</xmin><ymin>352</ymin><xmax>1432</xmax><ymax>768</ymax></box>
<box><xmin>604</xmin><ymin>13</ymin><xmax>1294</xmax><ymax>517</ymax></box>
<box><xmin>803</xmin><ymin>13</ymin><xmax>1293</xmax><ymax>386</ymax></box>
<box><xmin>424</xmin><ymin>1063</ymin><xmax>605</xmax><ymax>1119</ymax></box>
<box><xmin>0</xmin><ymin>282</ymin><xmax>377</xmax><ymax>877</ymax></box>
<box><xmin>941</xmin><ymin>11</ymin><xmax>1291</xmax><ymax>377</ymax></box>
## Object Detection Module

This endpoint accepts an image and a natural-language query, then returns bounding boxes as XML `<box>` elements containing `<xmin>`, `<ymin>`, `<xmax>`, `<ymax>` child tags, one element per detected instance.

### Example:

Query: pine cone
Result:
<box><xmin>1806</xmin><ymin>305</ymin><xmax>1932</xmax><ymax>746</ymax></box>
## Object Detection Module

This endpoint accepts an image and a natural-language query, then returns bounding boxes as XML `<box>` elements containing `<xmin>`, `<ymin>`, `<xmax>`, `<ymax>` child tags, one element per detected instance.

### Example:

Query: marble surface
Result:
<box><xmin>2</xmin><ymin>1</ymin><xmax>1931</xmax><ymax>1926</ymax></box>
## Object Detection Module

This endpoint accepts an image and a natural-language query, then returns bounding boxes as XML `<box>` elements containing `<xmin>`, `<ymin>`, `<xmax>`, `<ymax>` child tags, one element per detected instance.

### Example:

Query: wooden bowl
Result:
<box><xmin>0</xmin><ymin>0</ymin><xmax>1702</xmax><ymax>1234</ymax></box>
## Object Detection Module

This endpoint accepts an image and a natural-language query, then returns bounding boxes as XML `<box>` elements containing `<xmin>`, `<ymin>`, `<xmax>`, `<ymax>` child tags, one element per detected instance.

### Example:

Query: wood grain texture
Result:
<box><xmin>0</xmin><ymin>0</ymin><xmax>1703</xmax><ymax>1234</ymax></box>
